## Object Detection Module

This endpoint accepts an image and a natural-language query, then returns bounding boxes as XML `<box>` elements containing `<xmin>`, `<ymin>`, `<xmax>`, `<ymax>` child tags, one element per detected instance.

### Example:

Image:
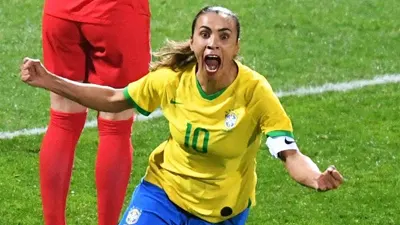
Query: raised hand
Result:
<box><xmin>20</xmin><ymin>57</ymin><xmax>50</xmax><ymax>88</ymax></box>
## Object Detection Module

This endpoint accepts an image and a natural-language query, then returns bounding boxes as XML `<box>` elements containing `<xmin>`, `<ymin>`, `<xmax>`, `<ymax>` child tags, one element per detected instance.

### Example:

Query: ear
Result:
<box><xmin>234</xmin><ymin>39</ymin><xmax>240</xmax><ymax>56</ymax></box>
<box><xmin>190</xmin><ymin>36</ymin><xmax>194</xmax><ymax>51</ymax></box>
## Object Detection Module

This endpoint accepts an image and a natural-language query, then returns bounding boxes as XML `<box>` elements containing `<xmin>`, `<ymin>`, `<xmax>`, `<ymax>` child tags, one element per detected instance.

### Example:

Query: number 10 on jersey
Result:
<box><xmin>184</xmin><ymin>122</ymin><xmax>210</xmax><ymax>153</ymax></box>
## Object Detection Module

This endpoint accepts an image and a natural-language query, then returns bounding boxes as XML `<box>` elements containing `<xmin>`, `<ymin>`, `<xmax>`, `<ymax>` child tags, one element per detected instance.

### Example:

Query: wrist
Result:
<box><xmin>43</xmin><ymin>72</ymin><xmax>60</xmax><ymax>91</ymax></box>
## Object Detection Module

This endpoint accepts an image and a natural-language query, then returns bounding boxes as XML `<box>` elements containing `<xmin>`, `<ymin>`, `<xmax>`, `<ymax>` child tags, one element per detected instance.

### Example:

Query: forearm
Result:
<box><xmin>44</xmin><ymin>72</ymin><xmax>125</xmax><ymax>112</ymax></box>
<box><xmin>284</xmin><ymin>152</ymin><xmax>321</xmax><ymax>189</ymax></box>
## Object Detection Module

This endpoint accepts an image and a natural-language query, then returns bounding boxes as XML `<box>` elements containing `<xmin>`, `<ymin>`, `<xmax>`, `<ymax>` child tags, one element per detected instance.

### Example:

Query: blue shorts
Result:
<box><xmin>119</xmin><ymin>179</ymin><xmax>250</xmax><ymax>225</ymax></box>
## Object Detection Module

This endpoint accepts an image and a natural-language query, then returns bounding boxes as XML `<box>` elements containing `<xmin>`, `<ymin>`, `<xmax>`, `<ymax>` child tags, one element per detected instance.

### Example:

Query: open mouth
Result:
<box><xmin>204</xmin><ymin>55</ymin><xmax>221</xmax><ymax>73</ymax></box>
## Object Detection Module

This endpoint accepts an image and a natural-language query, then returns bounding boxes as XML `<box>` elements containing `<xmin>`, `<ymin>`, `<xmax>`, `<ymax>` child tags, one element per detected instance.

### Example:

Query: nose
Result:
<box><xmin>206</xmin><ymin>45</ymin><xmax>219</xmax><ymax>50</ymax></box>
<box><xmin>206</xmin><ymin>36</ymin><xmax>219</xmax><ymax>50</ymax></box>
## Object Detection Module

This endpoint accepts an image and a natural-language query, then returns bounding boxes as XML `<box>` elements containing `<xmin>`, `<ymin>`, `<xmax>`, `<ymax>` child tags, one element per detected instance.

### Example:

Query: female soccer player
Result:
<box><xmin>39</xmin><ymin>0</ymin><xmax>150</xmax><ymax>224</ymax></box>
<box><xmin>21</xmin><ymin>6</ymin><xmax>343</xmax><ymax>225</ymax></box>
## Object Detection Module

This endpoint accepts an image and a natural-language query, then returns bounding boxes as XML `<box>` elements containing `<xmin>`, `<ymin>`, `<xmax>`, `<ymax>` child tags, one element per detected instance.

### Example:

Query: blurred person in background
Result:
<box><xmin>38</xmin><ymin>0</ymin><xmax>151</xmax><ymax>224</ymax></box>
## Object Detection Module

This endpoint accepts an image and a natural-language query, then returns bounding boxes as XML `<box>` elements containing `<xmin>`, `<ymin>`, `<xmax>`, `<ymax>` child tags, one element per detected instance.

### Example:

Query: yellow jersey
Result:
<box><xmin>123</xmin><ymin>61</ymin><xmax>294</xmax><ymax>223</ymax></box>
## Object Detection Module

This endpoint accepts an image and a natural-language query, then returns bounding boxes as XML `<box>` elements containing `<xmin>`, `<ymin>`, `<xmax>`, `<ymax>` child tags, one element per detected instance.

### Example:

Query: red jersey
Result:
<box><xmin>43</xmin><ymin>0</ymin><xmax>150</xmax><ymax>24</ymax></box>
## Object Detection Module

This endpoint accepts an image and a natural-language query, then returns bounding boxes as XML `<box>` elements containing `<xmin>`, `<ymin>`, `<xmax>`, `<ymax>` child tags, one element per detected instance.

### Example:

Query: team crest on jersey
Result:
<box><xmin>225</xmin><ymin>110</ymin><xmax>238</xmax><ymax>130</ymax></box>
<box><xmin>125</xmin><ymin>207</ymin><xmax>142</xmax><ymax>225</ymax></box>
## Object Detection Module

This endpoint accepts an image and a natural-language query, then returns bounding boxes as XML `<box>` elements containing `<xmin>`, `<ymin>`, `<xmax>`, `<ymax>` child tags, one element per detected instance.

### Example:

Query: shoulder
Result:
<box><xmin>148</xmin><ymin>67</ymin><xmax>180</xmax><ymax>80</ymax></box>
<box><xmin>138</xmin><ymin>64</ymin><xmax>195</xmax><ymax>93</ymax></box>
<box><xmin>236</xmin><ymin>61</ymin><xmax>274</xmax><ymax>98</ymax></box>
<box><xmin>142</xmin><ymin>66</ymin><xmax>181</xmax><ymax>88</ymax></box>
<box><xmin>151</xmin><ymin>64</ymin><xmax>195</xmax><ymax>79</ymax></box>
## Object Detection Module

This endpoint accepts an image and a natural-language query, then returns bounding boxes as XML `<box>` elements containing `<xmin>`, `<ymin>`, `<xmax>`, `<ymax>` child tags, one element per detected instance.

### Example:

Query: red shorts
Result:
<box><xmin>42</xmin><ymin>11</ymin><xmax>151</xmax><ymax>88</ymax></box>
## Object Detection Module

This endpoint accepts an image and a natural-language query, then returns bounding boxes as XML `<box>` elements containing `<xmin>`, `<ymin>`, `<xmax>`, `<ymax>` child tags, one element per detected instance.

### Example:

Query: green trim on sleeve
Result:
<box><xmin>266</xmin><ymin>130</ymin><xmax>294</xmax><ymax>138</ymax></box>
<box><xmin>123</xmin><ymin>87</ymin><xmax>151</xmax><ymax>116</ymax></box>
<box><xmin>123</xmin><ymin>87</ymin><xmax>136</xmax><ymax>107</ymax></box>
<box><xmin>132</xmin><ymin>102</ymin><xmax>151</xmax><ymax>116</ymax></box>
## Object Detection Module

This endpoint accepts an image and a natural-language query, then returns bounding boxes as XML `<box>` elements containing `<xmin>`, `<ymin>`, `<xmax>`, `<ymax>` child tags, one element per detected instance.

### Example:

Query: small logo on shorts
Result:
<box><xmin>125</xmin><ymin>207</ymin><xmax>142</xmax><ymax>225</ymax></box>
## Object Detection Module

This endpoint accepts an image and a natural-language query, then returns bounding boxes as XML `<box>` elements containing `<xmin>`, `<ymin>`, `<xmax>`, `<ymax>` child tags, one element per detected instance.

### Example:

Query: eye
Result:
<box><xmin>220</xmin><ymin>33</ymin><xmax>230</xmax><ymax>40</ymax></box>
<box><xmin>200</xmin><ymin>31</ymin><xmax>210</xmax><ymax>38</ymax></box>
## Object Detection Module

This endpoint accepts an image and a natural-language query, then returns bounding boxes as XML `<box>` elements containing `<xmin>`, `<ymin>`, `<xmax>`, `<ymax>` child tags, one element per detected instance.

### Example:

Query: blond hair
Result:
<box><xmin>150</xmin><ymin>39</ymin><xmax>196</xmax><ymax>71</ymax></box>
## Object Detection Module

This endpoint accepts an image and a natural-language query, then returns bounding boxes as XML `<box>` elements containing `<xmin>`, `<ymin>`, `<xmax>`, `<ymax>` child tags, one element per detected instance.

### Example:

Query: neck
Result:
<box><xmin>196</xmin><ymin>61</ymin><xmax>238</xmax><ymax>95</ymax></box>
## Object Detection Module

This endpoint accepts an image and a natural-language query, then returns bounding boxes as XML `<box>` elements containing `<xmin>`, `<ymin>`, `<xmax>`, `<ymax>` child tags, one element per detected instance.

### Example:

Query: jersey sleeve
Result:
<box><xmin>254</xmin><ymin>78</ymin><xmax>299</xmax><ymax>158</ymax></box>
<box><xmin>255</xmin><ymin>79</ymin><xmax>293</xmax><ymax>136</ymax></box>
<box><xmin>122</xmin><ymin>69</ymin><xmax>169</xmax><ymax>116</ymax></box>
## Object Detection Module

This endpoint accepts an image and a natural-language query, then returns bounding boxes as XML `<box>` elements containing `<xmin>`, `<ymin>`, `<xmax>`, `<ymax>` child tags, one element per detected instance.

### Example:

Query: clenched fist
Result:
<box><xmin>20</xmin><ymin>57</ymin><xmax>50</xmax><ymax>89</ymax></box>
<box><xmin>316</xmin><ymin>165</ymin><xmax>344</xmax><ymax>191</ymax></box>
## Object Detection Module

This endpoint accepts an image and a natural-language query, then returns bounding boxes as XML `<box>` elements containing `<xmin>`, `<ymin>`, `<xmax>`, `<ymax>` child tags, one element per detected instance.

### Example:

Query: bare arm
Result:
<box><xmin>280</xmin><ymin>150</ymin><xmax>343</xmax><ymax>191</ymax></box>
<box><xmin>20</xmin><ymin>58</ymin><xmax>131</xmax><ymax>113</ymax></box>
<box><xmin>280</xmin><ymin>150</ymin><xmax>321</xmax><ymax>189</ymax></box>
<box><xmin>46</xmin><ymin>74</ymin><xmax>130</xmax><ymax>112</ymax></box>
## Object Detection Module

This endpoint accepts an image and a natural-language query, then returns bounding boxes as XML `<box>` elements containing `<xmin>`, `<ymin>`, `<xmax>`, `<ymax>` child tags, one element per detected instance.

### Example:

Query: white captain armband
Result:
<box><xmin>266</xmin><ymin>136</ymin><xmax>299</xmax><ymax>158</ymax></box>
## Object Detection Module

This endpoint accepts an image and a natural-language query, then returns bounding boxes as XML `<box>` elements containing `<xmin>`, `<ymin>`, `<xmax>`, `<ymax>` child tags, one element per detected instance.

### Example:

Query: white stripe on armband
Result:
<box><xmin>266</xmin><ymin>136</ymin><xmax>299</xmax><ymax>158</ymax></box>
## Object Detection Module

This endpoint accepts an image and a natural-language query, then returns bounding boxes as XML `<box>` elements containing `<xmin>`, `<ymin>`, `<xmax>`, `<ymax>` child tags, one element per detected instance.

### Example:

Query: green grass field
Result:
<box><xmin>1</xmin><ymin>0</ymin><xmax>399</xmax><ymax>224</ymax></box>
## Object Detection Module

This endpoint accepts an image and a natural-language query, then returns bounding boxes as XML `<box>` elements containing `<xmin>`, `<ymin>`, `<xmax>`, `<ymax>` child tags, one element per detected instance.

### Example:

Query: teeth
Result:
<box><xmin>206</xmin><ymin>55</ymin><xmax>219</xmax><ymax>59</ymax></box>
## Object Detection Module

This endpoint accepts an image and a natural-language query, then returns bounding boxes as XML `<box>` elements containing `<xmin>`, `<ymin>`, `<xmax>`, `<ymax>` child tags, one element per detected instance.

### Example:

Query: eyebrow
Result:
<box><xmin>199</xmin><ymin>26</ymin><xmax>232</xmax><ymax>33</ymax></box>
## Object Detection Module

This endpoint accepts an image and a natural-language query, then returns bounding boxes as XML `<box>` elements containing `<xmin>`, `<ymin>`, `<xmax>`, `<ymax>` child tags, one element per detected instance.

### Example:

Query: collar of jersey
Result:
<box><xmin>194</xmin><ymin>60</ymin><xmax>240</xmax><ymax>101</ymax></box>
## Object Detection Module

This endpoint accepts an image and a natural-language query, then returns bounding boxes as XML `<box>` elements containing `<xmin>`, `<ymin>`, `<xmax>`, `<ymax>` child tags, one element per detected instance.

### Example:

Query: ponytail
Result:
<box><xmin>150</xmin><ymin>39</ymin><xmax>196</xmax><ymax>71</ymax></box>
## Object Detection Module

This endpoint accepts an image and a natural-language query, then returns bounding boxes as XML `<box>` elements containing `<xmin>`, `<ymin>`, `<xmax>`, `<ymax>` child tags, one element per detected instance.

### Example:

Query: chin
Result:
<box><xmin>205</xmin><ymin>69</ymin><xmax>221</xmax><ymax>79</ymax></box>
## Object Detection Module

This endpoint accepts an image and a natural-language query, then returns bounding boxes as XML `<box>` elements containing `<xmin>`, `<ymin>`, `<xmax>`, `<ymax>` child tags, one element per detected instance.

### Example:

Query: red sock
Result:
<box><xmin>96</xmin><ymin>117</ymin><xmax>134</xmax><ymax>225</ymax></box>
<box><xmin>39</xmin><ymin>109</ymin><xmax>87</xmax><ymax>225</ymax></box>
